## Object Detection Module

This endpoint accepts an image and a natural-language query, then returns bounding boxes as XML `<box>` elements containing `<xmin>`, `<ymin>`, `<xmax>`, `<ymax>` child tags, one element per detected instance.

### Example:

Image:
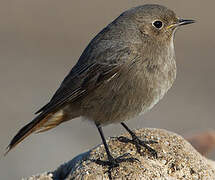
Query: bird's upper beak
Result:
<box><xmin>167</xmin><ymin>19</ymin><xmax>195</xmax><ymax>29</ymax></box>
<box><xmin>178</xmin><ymin>19</ymin><xmax>196</xmax><ymax>26</ymax></box>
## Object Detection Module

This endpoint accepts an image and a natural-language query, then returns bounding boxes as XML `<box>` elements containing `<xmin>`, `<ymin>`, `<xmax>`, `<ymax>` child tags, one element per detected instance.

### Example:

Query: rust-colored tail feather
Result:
<box><xmin>4</xmin><ymin>112</ymin><xmax>52</xmax><ymax>156</ymax></box>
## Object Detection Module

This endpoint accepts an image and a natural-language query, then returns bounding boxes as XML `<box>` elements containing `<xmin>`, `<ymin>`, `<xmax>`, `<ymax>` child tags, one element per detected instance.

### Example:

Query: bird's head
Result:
<box><xmin>126</xmin><ymin>4</ymin><xmax>195</xmax><ymax>43</ymax></box>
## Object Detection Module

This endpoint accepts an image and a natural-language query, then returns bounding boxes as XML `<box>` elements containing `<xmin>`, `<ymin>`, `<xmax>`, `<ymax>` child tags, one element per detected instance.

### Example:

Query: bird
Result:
<box><xmin>6</xmin><ymin>4</ymin><xmax>195</xmax><ymax>168</ymax></box>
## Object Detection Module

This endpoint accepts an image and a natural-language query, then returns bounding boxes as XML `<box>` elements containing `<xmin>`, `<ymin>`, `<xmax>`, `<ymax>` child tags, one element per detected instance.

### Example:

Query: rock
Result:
<box><xmin>22</xmin><ymin>173</ymin><xmax>53</xmax><ymax>180</ymax></box>
<box><xmin>25</xmin><ymin>128</ymin><xmax>215</xmax><ymax>180</ymax></box>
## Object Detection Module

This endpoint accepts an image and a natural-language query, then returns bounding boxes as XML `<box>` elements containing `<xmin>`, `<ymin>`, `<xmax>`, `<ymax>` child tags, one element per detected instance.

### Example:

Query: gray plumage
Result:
<box><xmin>6</xmin><ymin>4</ymin><xmax>194</xmax><ymax>154</ymax></box>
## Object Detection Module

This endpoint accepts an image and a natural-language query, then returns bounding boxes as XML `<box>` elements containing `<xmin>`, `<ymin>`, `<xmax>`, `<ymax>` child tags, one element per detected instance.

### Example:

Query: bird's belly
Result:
<box><xmin>140</xmin><ymin>71</ymin><xmax>175</xmax><ymax>115</ymax></box>
<box><xmin>139</xmin><ymin>84</ymin><xmax>168</xmax><ymax>115</ymax></box>
<box><xmin>81</xmin><ymin>71</ymin><xmax>174</xmax><ymax>125</ymax></box>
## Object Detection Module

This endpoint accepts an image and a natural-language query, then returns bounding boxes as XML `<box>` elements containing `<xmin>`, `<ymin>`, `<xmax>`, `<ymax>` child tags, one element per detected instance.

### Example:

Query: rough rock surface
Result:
<box><xmin>24</xmin><ymin>128</ymin><xmax>215</xmax><ymax>180</ymax></box>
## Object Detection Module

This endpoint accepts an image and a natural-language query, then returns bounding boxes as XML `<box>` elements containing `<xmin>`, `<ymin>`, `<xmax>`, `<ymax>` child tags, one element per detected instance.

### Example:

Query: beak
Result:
<box><xmin>178</xmin><ymin>19</ymin><xmax>196</xmax><ymax>26</ymax></box>
<box><xmin>167</xmin><ymin>19</ymin><xmax>195</xmax><ymax>29</ymax></box>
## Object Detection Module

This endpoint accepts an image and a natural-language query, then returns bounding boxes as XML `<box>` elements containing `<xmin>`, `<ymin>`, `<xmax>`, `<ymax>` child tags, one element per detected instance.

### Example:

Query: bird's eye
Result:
<box><xmin>152</xmin><ymin>20</ymin><xmax>163</xmax><ymax>29</ymax></box>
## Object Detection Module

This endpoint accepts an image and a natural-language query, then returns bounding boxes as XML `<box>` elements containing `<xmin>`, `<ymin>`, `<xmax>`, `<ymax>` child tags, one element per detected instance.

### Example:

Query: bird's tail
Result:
<box><xmin>4</xmin><ymin>110</ymin><xmax>65</xmax><ymax>156</ymax></box>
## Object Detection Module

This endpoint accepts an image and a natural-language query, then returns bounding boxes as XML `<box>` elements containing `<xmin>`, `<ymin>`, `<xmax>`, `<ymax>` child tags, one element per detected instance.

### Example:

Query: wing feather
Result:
<box><xmin>5</xmin><ymin>63</ymin><xmax>122</xmax><ymax>155</ymax></box>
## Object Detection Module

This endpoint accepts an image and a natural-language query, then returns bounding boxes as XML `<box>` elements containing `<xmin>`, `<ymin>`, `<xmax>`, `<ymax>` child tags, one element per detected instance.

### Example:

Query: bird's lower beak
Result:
<box><xmin>167</xmin><ymin>19</ymin><xmax>195</xmax><ymax>29</ymax></box>
<box><xmin>178</xmin><ymin>19</ymin><xmax>196</xmax><ymax>26</ymax></box>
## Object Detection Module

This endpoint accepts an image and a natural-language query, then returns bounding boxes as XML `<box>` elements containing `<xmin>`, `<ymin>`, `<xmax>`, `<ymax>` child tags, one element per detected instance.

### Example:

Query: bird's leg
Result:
<box><xmin>118</xmin><ymin>122</ymin><xmax>158</xmax><ymax>158</ymax></box>
<box><xmin>93</xmin><ymin>123</ymin><xmax>138</xmax><ymax>179</ymax></box>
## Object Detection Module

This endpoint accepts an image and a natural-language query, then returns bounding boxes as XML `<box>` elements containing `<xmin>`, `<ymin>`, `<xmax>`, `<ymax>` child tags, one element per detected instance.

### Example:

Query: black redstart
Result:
<box><xmin>6</xmin><ymin>4</ymin><xmax>195</xmax><ymax>169</ymax></box>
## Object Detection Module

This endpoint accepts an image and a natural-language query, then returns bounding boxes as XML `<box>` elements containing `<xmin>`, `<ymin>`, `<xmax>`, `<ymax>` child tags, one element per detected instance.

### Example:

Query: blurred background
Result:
<box><xmin>0</xmin><ymin>0</ymin><xmax>214</xmax><ymax>179</ymax></box>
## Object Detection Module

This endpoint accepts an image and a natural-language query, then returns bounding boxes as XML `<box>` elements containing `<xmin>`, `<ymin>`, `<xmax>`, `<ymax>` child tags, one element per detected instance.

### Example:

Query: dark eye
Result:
<box><xmin>152</xmin><ymin>20</ymin><xmax>163</xmax><ymax>29</ymax></box>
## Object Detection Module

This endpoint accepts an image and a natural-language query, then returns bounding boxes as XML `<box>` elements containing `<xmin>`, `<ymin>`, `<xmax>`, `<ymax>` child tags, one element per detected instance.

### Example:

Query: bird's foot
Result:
<box><xmin>117</xmin><ymin>134</ymin><xmax>158</xmax><ymax>158</ymax></box>
<box><xmin>92</xmin><ymin>153</ymin><xmax>139</xmax><ymax>179</ymax></box>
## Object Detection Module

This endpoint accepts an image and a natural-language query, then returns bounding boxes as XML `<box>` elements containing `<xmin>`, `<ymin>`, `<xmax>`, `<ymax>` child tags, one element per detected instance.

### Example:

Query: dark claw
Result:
<box><xmin>117</xmin><ymin>136</ymin><xmax>133</xmax><ymax>143</ymax></box>
<box><xmin>91</xmin><ymin>153</ymin><xmax>139</xmax><ymax>179</ymax></box>
<box><xmin>141</xmin><ymin>142</ymin><xmax>158</xmax><ymax>158</ymax></box>
<box><xmin>143</xmin><ymin>140</ymin><xmax>158</xmax><ymax>144</ymax></box>
<box><xmin>117</xmin><ymin>135</ymin><xmax>158</xmax><ymax>158</ymax></box>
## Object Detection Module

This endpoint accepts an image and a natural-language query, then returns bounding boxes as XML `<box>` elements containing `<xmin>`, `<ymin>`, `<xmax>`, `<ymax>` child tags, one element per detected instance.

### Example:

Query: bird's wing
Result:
<box><xmin>5</xmin><ymin>62</ymin><xmax>123</xmax><ymax>155</ymax></box>
<box><xmin>6</xmin><ymin>21</ymin><xmax>141</xmax><ymax>154</ymax></box>
<box><xmin>35</xmin><ymin>62</ymin><xmax>123</xmax><ymax>114</ymax></box>
<box><xmin>35</xmin><ymin>24</ymin><xmax>136</xmax><ymax>114</ymax></box>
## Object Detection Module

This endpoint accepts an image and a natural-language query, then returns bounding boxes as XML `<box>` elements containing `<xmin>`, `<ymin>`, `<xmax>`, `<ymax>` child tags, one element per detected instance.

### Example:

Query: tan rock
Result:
<box><xmin>25</xmin><ymin>128</ymin><xmax>215</xmax><ymax>180</ymax></box>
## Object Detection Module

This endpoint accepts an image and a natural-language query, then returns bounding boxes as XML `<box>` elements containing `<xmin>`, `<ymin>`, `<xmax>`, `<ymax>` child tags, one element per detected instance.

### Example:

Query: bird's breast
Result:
<box><xmin>141</xmin><ymin>52</ymin><xmax>176</xmax><ymax>114</ymax></box>
<box><xmin>81</xmin><ymin>47</ymin><xmax>176</xmax><ymax>125</ymax></box>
